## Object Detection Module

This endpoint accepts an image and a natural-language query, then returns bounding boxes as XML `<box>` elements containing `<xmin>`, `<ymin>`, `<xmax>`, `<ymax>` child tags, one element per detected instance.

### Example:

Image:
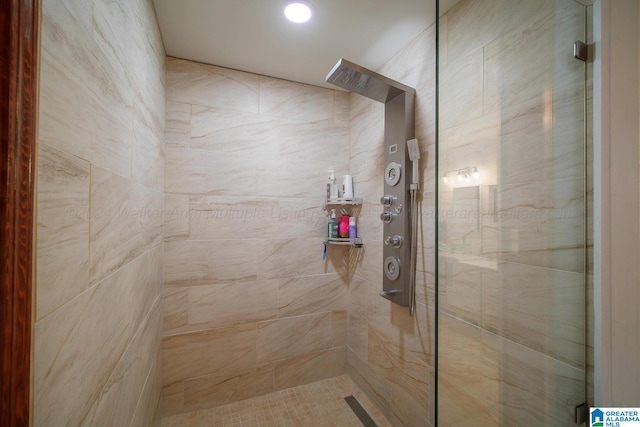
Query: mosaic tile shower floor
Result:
<box><xmin>161</xmin><ymin>375</ymin><xmax>391</xmax><ymax>427</ymax></box>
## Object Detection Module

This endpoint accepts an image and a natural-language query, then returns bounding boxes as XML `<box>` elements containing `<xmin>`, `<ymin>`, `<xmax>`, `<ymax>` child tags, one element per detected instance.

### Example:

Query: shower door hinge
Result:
<box><xmin>575</xmin><ymin>402</ymin><xmax>589</xmax><ymax>425</ymax></box>
<box><xmin>573</xmin><ymin>41</ymin><xmax>589</xmax><ymax>62</ymax></box>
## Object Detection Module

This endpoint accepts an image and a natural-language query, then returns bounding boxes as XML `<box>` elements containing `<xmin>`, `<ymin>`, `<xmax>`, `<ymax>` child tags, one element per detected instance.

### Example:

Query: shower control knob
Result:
<box><xmin>384</xmin><ymin>235</ymin><xmax>403</xmax><ymax>248</ymax></box>
<box><xmin>380</xmin><ymin>195</ymin><xmax>394</xmax><ymax>206</ymax></box>
<box><xmin>380</xmin><ymin>211</ymin><xmax>394</xmax><ymax>223</ymax></box>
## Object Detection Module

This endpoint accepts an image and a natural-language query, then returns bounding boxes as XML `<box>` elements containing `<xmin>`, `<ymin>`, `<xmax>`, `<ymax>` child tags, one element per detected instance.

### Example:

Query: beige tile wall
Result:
<box><xmin>35</xmin><ymin>0</ymin><xmax>165</xmax><ymax>425</ymax></box>
<box><xmin>437</xmin><ymin>0</ymin><xmax>591</xmax><ymax>425</ymax></box>
<box><xmin>162</xmin><ymin>57</ymin><xmax>351</xmax><ymax>416</ymax></box>
<box><xmin>345</xmin><ymin>25</ymin><xmax>437</xmax><ymax>427</ymax></box>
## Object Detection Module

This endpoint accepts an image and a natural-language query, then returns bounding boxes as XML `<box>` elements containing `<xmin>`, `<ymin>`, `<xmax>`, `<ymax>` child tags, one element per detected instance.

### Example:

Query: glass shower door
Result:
<box><xmin>436</xmin><ymin>0</ymin><xmax>589</xmax><ymax>425</ymax></box>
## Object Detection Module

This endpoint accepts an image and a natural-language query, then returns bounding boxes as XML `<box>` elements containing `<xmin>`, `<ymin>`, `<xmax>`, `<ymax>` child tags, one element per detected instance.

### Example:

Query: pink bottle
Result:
<box><xmin>339</xmin><ymin>216</ymin><xmax>350</xmax><ymax>238</ymax></box>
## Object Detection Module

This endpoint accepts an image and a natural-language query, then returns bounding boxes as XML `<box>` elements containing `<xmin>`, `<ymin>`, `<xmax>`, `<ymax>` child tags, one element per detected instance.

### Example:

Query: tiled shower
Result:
<box><xmin>33</xmin><ymin>0</ymin><xmax>592</xmax><ymax>426</ymax></box>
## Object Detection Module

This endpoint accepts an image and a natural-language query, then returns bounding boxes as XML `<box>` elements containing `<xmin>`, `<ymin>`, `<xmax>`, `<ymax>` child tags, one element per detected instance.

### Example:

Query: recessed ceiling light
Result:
<box><xmin>284</xmin><ymin>2</ymin><xmax>312</xmax><ymax>23</ymax></box>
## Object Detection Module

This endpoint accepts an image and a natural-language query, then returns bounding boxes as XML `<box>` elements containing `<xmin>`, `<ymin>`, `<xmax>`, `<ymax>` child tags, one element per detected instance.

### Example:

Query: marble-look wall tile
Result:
<box><xmin>277</xmin><ymin>274</ymin><xmax>347</xmax><ymax>318</ymax></box>
<box><xmin>352</xmin><ymin>240</ymin><xmax>383</xmax><ymax>285</ymax></box>
<box><xmin>482</xmin><ymin>178</ymin><xmax>585</xmax><ymax>272</ymax></box>
<box><xmin>181</xmin><ymin>365</ymin><xmax>275</xmax><ymax>414</ymax></box>
<box><xmin>34</xmin><ymin>245</ymin><xmax>161</xmax><ymax>427</ymax></box>
<box><xmin>35</xmin><ymin>280</ymin><xmax>126</xmax><ymax>426</ymax></box>
<box><xmin>348</xmin><ymin>276</ymin><xmax>392</xmax><ymax>339</ymax></box>
<box><xmin>482</xmin><ymin>261</ymin><xmax>585</xmax><ymax>368</ymax></box>
<box><xmin>188</xmin><ymin>280</ymin><xmax>277</xmax><ymax>326</ymax></box>
<box><xmin>163</xmin><ymin>279</ymin><xmax>279</xmax><ymax>336</ymax></box>
<box><xmin>332</xmin><ymin>310</ymin><xmax>348</xmax><ymax>347</ymax></box>
<box><xmin>161</xmin><ymin>382</ymin><xmax>184</xmax><ymax>418</ymax></box>
<box><xmin>347</xmin><ymin>349</ymin><xmax>392</xmax><ymax>418</ymax></box>
<box><xmin>490</xmin><ymin>97</ymin><xmax>585</xmax><ymax>186</ymax></box>
<box><xmin>438</xmin><ymin>378</ymin><xmax>495</xmax><ymax>427</ymax></box>
<box><xmin>347</xmin><ymin>313</ymin><xmax>369</xmax><ymax>361</ymax></box>
<box><xmin>390</xmin><ymin>379</ymin><xmax>431</xmax><ymax>427</ymax></box>
<box><xmin>446</xmin><ymin>0</ymin><xmax>557</xmax><ymax>62</ymax></box>
<box><xmin>438</xmin><ymin>315</ymin><xmax>487</xmax><ymax>400</ymax></box>
<box><xmin>356</xmin><ymin>203</ymin><xmax>384</xmax><ymax>242</ymax></box>
<box><xmin>162</xmin><ymin>323</ymin><xmax>257</xmax><ymax>388</ymax></box>
<box><xmin>163</xmin><ymin>57</ymin><xmax>354</xmax><ymax>413</ymax></box>
<box><xmin>439</xmin><ymin>255</ymin><xmax>482</xmax><ymax>325</ymax></box>
<box><xmin>278</xmin><ymin>119</ymin><xmax>349</xmax><ymax>162</ymax></box>
<box><xmin>84</xmin><ymin>299</ymin><xmax>162</xmax><ymax>426</ymax></box>
<box><xmin>92</xmin><ymin>0</ymin><xmax>135</xmax><ymax>85</ymax></box>
<box><xmin>165</xmin><ymin>148</ymin><xmax>263</xmax><ymax>196</ymax></box>
<box><xmin>481</xmin><ymin>328</ymin><xmax>584</xmax><ymax>425</ymax></box>
<box><xmin>257</xmin><ymin>238</ymin><xmax>344</xmax><ymax>280</ymax></box>
<box><xmin>438</xmin><ymin>114</ymin><xmax>500</xmax><ymax>184</ymax></box>
<box><xmin>333</xmin><ymin>91</ymin><xmax>351</xmax><ymax>125</ymax></box>
<box><xmin>188</xmin><ymin>196</ymin><xmax>280</xmax><ymax>240</ymax></box>
<box><xmin>259</xmin><ymin>77</ymin><xmax>334</xmax><ymax>122</ymax></box>
<box><xmin>162</xmin><ymin>287</ymin><xmax>188</xmax><ymax>336</ymax></box>
<box><xmin>350</xmin><ymin>96</ymin><xmax>384</xmax><ymax>198</ymax></box>
<box><xmin>89</xmin><ymin>166</ymin><xmax>163</xmax><ymax>284</ymax></box>
<box><xmin>132</xmin><ymin>100</ymin><xmax>165</xmax><ymax>191</ymax></box>
<box><xmin>123</xmin><ymin>0</ymin><xmax>166</xmax><ymax>103</ymax></box>
<box><xmin>256</xmin><ymin>312</ymin><xmax>335</xmax><ymax>364</ymax></box>
<box><xmin>129</xmin><ymin>245</ymin><xmax>164</xmax><ymax>330</ymax></box>
<box><xmin>165</xmin><ymin>101</ymin><xmax>191</xmax><ymax>148</ymax></box>
<box><xmin>275</xmin><ymin>198</ymin><xmax>327</xmax><ymax>239</ymax></box>
<box><xmin>175</xmin><ymin>196</ymin><xmax>327</xmax><ymax>241</ymax></box>
<box><xmin>130</xmin><ymin>357</ymin><xmax>162</xmax><ymax>427</ymax></box>
<box><xmin>367</xmin><ymin>326</ymin><xmax>432</xmax><ymax>407</ymax></box>
<box><xmin>271</xmin><ymin>159</ymin><xmax>351</xmax><ymax>199</ymax></box>
<box><xmin>482</xmin><ymin>0</ymin><xmax>584</xmax><ymax>116</ymax></box>
<box><xmin>389</xmin><ymin>302</ymin><xmax>435</xmax><ymax>367</ymax></box>
<box><xmin>164</xmin><ymin>239</ymin><xmax>258</xmax><ymax>286</ymax></box>
<box><xmin>36</xmin><ymin>144</ymin><xmax>90</xmax><ymax>320</ymax></box>
<box><xmin>274</xmin><ymin>347</ymin><xmax>346</xmax><ymax>391</ymax></box>
<box><xmin>166</xmin><ymin>58</ymin><xmax>260</xmax><ymax>113</ymax></box>
<box><xmin>39</xmin><ymin>51</ymin><xmax>133</xmax><ymax>179</ymax></box>
<box><xmin>37</xmin><ymin>1</ymin><xmax>165</xmax><ymax>426</ymax></box>
<box><xmin>38</xmin><ymin>50</ymin><xmax>95</xmax><ymax>163</ymax></box>
<box><xmin>39</xmin><ymin>1</ymin><xmax>135</xmax><ymax>179</ymax></box>
<box><xmin>164</xmin><ymin>193</ymin><xmax>190</xmax><ymax>241</ymax></box>
<box><xmin>190</xmin><ymin>105</ymin><xmax>280</xmax><ymax>158</ymax></box>
<box><xmin>439</xmin><ymin>48</ymin><xmax>483</xmax><ymax>131</ymax></box>
<box><xmin>378</xmin><ymin>25</ymin><xmax>436</xmax><ymax>95</ymax></box>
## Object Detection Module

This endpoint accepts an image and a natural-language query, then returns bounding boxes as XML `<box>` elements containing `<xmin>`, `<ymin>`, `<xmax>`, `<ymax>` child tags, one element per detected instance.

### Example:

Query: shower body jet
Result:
<box><xmin>326</xmin><ymin>59</ymin><xmax>417</xmax><ymax>311</ymax></box>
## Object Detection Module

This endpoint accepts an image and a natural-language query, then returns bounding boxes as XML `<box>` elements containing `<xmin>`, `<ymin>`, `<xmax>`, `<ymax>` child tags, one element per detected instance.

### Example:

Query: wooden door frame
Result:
<box><xmin>1</xmin><ymin>0</ymin><xmax>39</xmax><ymax>425</ymax></box>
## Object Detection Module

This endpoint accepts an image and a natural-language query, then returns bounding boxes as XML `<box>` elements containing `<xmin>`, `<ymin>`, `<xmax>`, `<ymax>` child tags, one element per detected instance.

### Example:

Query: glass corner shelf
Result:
<box><xmin>325</xmin><ymin>197</ymin><xmax>363</xmax><ymax>206</ymax></box>
<box><xmin>324</xmin><ymin>237</ymin><xmax>363</xmax><ymax>248</ymax></box>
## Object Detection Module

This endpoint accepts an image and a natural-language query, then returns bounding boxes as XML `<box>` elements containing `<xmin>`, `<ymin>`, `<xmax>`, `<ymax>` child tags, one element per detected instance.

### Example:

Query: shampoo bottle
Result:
<box><xmin>328</xmin><ymin>209</ymin><xmax>338</xmax><ymax>238</ymax></box>
<box><xmin>349</xmin><ymin>217</ymin><xmax>357</xmax><ymax>239</ymax></box>
<box><xmin>328</xmin><ymin>170</ymin><xmax>339</xmax><ymax>200</ymax></box>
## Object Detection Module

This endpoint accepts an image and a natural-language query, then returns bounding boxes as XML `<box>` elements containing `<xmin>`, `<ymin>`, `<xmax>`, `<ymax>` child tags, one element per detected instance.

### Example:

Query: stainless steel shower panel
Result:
<box><xmin>325</xmin><ymin>58</ymin><xmax>415</xmax><ymax>309</ymax></box>
<box><xmin>325</xmin><ymin>58</ymin><xmax>415</xmax><ymax>103</ymax></box>
<box><xmin>380</xmin><ymin>91</ymin><xmax>415</xmax><ymax>307</ymax></box>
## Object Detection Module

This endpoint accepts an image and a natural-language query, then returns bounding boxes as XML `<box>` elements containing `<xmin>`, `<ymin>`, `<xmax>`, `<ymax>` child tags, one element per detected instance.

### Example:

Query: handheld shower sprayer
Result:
<box><xmin>407</xmin><ymin>139</ymin><xmax>420</xmax><ymax>188</ymax></box>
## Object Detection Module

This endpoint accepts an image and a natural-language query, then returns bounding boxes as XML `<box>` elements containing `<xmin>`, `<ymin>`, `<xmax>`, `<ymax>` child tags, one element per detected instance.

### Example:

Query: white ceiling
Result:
<box><xmin>152</xmin><ymin>0</ymin><xmax>446</xmax><ymax>89</ymax></box>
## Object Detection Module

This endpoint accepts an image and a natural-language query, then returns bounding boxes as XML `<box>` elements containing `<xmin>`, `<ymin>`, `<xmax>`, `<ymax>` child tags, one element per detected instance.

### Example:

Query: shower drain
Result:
<box><xmin>344</xmin><ymin>395</ymin><xmax>378</xmax><ymax>427</ymax></box>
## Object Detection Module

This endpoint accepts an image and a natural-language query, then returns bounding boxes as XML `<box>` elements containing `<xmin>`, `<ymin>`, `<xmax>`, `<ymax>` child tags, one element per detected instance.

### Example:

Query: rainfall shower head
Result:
<box><xmin>325</xmin><ymin>58</ymin><xmax>415</xmax><ymax>103</ymax></box>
